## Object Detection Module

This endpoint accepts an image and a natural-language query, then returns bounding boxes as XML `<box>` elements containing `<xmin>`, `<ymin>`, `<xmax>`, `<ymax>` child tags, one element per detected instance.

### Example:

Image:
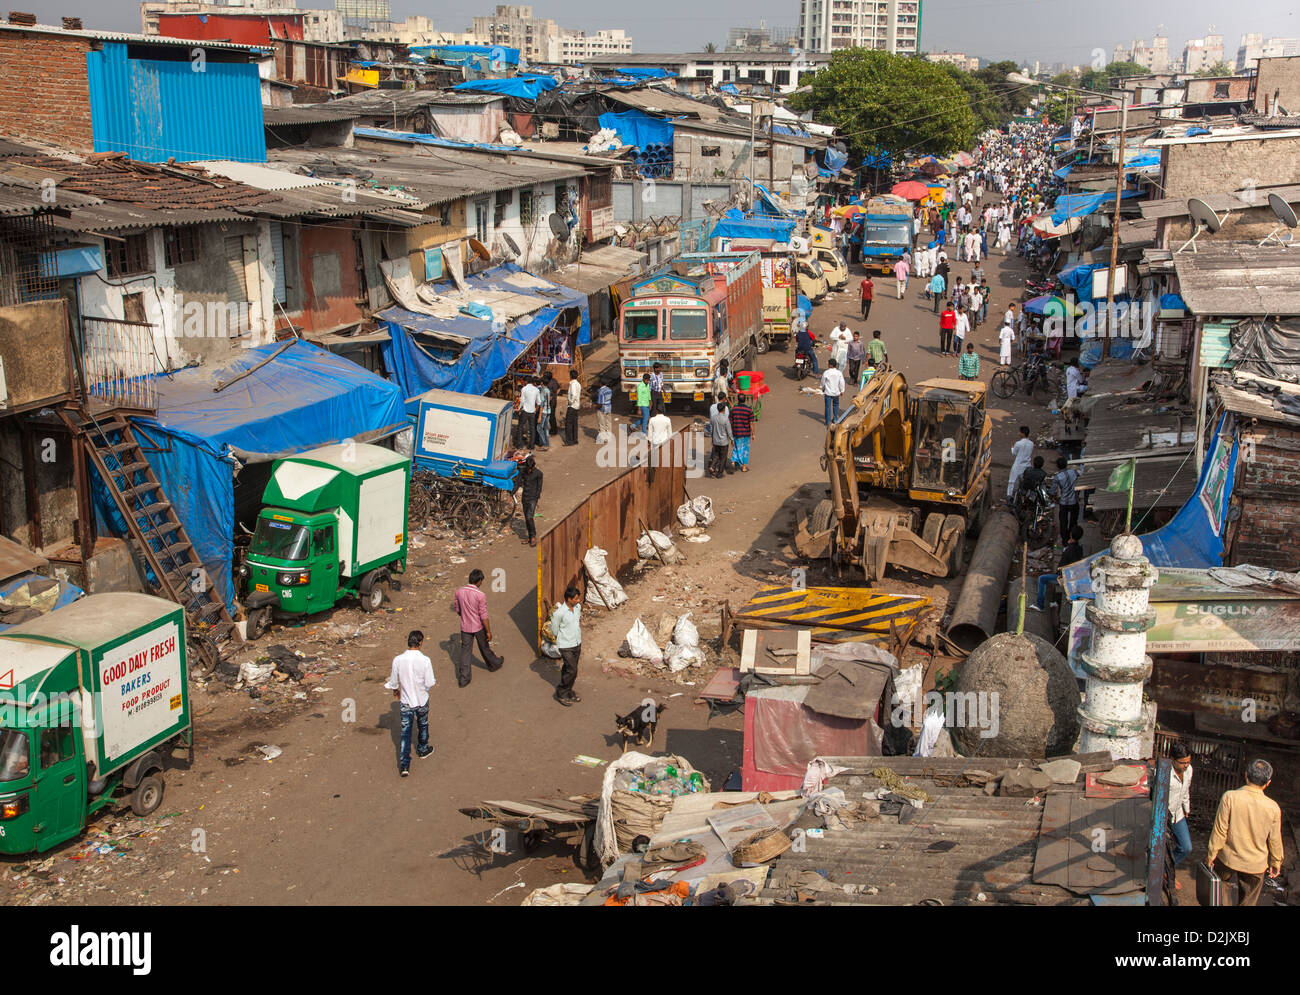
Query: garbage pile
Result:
<box><xmin>621</xmin><ymin>612</ymin><xmax>706</xmax><ymax>674</ymax></box>
<box><xmin>676</xmin><ymin>496</ymin><xmax>716</xmax><ymax>543</ymax></box>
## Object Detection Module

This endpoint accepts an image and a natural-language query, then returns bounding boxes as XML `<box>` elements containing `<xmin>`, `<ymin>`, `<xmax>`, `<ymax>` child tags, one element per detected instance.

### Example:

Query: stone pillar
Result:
<box><xmin>1078</xmin><ymin>533</ymin><xmax>1157</xmax><ymax>759</ymax></box>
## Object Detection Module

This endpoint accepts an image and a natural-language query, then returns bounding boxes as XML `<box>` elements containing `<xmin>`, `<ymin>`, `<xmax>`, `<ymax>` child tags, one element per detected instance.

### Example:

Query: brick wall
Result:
<box><xmin>0</xmin><ymin>33</ymin><xmax>94</xmax><ymax>151</ymax></box>
<box><xmin>1163</xmin><ymin>135</ymin><xmax>1300</xmax><ymax>201</ymax></box>
<box><xmin>1255</xmin><ymin>55</ymin><xmax>1300</xmax><ymax>113</ymax></box>
<box><xmin>1228</xmin><ymin>424</ymin><xmax>1300</xmax><ymax>569</ymax></box>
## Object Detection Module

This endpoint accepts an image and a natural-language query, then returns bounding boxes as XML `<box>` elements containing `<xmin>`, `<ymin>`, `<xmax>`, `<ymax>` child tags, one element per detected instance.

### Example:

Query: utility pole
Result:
<box><xmin>749</xmin><ymin>101</ymin><xmax>756</xmax><ymax>209</ymax></box>
<box><xmin>768</xmin><ymin>106</ymin><xmax>775</xmax><ymax>192</ymax></box>
<box><xmin>1102</xmin><ymin>94</ymin><xmax>1127</xmax><ymax>359</ymax></box>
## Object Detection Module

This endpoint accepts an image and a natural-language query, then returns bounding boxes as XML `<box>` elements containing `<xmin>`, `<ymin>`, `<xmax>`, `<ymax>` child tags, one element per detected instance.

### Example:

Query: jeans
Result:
<box><xmin>564</xmin><ymin>407</ymin><xmax>578</xmax><ymax>445</ymax></box>
<box><xmin>848</xmin><ymin>359</ymin><xmax>861</xmax><ymax>383</ymax></box>
<box><xmin>933</xmin><ymin>293</ymin><xmax>942</xmax><ymax>314</ymax></box>
<box><xmin>1059</xmin><ymin>503</ymin><xmax>1079</xmax><ymax>544</ymax></box>
<box><xmin>521</xmin><ymin>410</ymin><xmax>536</xmax><ymax>448</ymax></box>
<box><xmin>536</xmin><ymin>410</ymin><xmax>550</xmax><ymax>446</ymax></box>
<box><xmin>861</xmin><ymin>299</ymin><xmax>872</xmax><ymax>320</ymax></box>
<box><xmin>522</xmin><ymin>499</ymin><xmax>537</xmax><ymax>541</ymax></box>
<box><xmin>939</xmin><ymin>328</ymin><xmax>953</xmax><ymax>354</ymax></box>
<box><xmin>398</xmin><ymin>703</ymin><xmax>429</xmax><ymax>770</ymax></box>
<box><xmin>824</xmin><ymin>394</ymin><xmax>840</xmax><ymax>425</ymax></box>
<box><xmin>799</xmin><ymin>350</ymin><xmax>819</xmax><ymax>374</ymax></box>
<box><xmin>639</xmin><ymin>405</ymin><xmax>650</xmax><ymax>434</ymax></box>
<box><xmin>709</xmin><ymin>442</ymin><xmax>730</xmax><ymax>476</ymax></box>
<box><xmin>1170</xmin><ymin>817</ymin><xmax>1192</xmax><ymax>867</ymax></box>
<box><xmin>1036</xmin><ymin>573</ymin><xmax>1058</xmax><ymax>610</ymax></box>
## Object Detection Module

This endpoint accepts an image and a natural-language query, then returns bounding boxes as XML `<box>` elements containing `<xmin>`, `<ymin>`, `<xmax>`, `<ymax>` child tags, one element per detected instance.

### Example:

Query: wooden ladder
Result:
<box><xmin>59</xmin><ymin>404</ymin><xmax>241</xmax><ymax>672</ymax></box>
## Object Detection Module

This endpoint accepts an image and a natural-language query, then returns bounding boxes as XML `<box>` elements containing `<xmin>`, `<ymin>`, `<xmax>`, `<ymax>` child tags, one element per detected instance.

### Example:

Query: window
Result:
<box><xmin>700</xmin><ymin>145</ymin><xmax>721</xmax><ymax>157</ymax></box>
<box><xmin>622</xmin><ymin>309</ymin><xmax>660</xmax><ymax>341</ymax></box>
<box><xmin>588</xmin><ymin>172</ymin><xmax>612</xmax><ymax>209</ymax></box>
<box><xmin>474</xmin><ymin>199</ymin><xmax>490</xmax><ymax>242</ymax></box>
<box><xmin>106</xmin><ymin>233</ymin><xmax>151</xmax><ymax>278</ymax></box>
<box><xmin>669</xmin><ymin>308</ymin><xmax>708</xmax><ymax>341</ymax></box>
<box><xmin>438</xmin><ymin>203</ymin><xmax>452</xmax><ymax>226</ymax></box>
<box><xmin>1214</xmin><ymin>82</ymin><xmax>1230</xmax><ymax>98</ymax></box>
<box><xmin>555</xmin><ymin>183</ymin><xmax>569</xmax><ymax>215</ymax></box>
<box><xmin>0</xmin><ymin>729</ymin><xmax>29</xmax><ymax>782</ymax></box>
<box><xmin>775</xmin><ymin>69</ymin><xmax>790</xmax><ymax>86</ymax></box>
<box><xmin>520</xmin><ymin>188</ymin><xmax>535</xmax><ymax>226</ymax></box>
<box><xmin>39</xmin><ymin>727</ymin><xmax>76</xmax><ymax>769</ymax></box>
<box><xmin>312</xmin><ymin>526</ymin><xmax>334</xmax><ymax>555</ymax></box>
<box><xmin>164</xmin><ymin>227</ymin><xmax>201</xmax><ymax>267</ymax></box>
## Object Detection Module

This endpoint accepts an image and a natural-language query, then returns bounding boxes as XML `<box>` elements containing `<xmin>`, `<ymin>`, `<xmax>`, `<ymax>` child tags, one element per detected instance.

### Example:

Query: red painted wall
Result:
<box><xmin>158</xmin><ymin>14</ymin><xmax>305</xmax><ymax>46</ymax></box>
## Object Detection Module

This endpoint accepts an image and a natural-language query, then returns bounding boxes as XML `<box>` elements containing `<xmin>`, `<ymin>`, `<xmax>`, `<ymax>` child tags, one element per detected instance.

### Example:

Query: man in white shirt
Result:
<box><xmin>519</xmin><ymin>378</ymin><xmax>540</xmax><ymax>448</ymax></box>
<box><xmin>385</xmin><ymin>630</ymin><xmax>436</xmax><ymax>776</ymax></box>
<box><xmin>821</xmin><ymin>359</ymin><xmax>846</xmax><ymax>426</ymax></box>
<box><xmin>829</xmin><ymin>321</ymin><xmax>853</xmax><ymax>370</ymax></box>
<box><xmin>1168</xmin><ymin>741</ymin><xmax>1194</xmax><ymax>878</ymax></box>
<box><xmin>564</xmin><ymin>373</ymin><xmax>581</xmax><ymax>446</ymax></box>
<box><xmin>1007</xmin><ymin>426</ymin><xmax>1034</xmax><ymax>504</ymax></box>
<box><xmin>646</xmin><ymin>410</ymin><xmax>673</xmax><ymax>450</ymax></box>
<box><xmin>549</xmin><ymin>585</ymin><xmax>583</xmax><ymax>705</ymax></box>
<box><xmin>952</xmin><ymin>308</ymin><xmax>970</xmax><ymax>353</ymax></box>
<box><xmin>998</xmin><ymin>321</ymin><xmax>1016</xmax><ymax>366</ymax></box>
<box><xmin>1065</xmin><ymin>358</ymin><xmax>1089</xmax><ymax>400</ymax></box>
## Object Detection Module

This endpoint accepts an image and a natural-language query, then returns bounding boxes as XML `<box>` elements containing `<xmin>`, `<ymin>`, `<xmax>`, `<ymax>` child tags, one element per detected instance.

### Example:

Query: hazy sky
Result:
<box><xmin>23</xmin><ymin>0</ymin><xmax>1300</xmax><ymax>63</ymax></box>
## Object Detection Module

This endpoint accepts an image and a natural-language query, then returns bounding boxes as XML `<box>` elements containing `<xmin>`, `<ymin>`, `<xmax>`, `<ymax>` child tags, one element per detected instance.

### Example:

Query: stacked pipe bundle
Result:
<box><xmin>634</xmin><ymin>142</ymin><xmax>673</xmax><ymax>179</ymax></box>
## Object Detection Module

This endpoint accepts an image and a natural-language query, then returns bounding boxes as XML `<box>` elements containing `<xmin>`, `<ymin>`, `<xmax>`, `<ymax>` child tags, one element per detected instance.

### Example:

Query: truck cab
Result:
<box><xmin>795</xmin><ymin>256</ymin><xmax>829</xmax><ymax>303</ymax></box>
<box><xmin>246</xmin><ymin>510</ymin><xmax>341</xmax><ymax>618</ymax></box>
<box><xmin>806</xmin><ymin>227</ymin><xmax>848</xmax><ymax>290</ymax></box>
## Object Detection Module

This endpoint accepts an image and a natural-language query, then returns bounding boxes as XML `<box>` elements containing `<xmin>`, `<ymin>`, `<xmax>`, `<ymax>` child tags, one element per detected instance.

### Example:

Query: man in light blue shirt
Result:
<box><xmin>929</xmin><ymin>272</ymin><xmax>946</xmax><ymax>313</ymax></box>
<box><xmin>549</xmin><ymin>585</ymin><xmax>583</xmax><ymax>706</ymax></box>
<box><xmin>596</xmin><ymin>383</ymin><xmax>613</xmax><ymax>442</ymax></box>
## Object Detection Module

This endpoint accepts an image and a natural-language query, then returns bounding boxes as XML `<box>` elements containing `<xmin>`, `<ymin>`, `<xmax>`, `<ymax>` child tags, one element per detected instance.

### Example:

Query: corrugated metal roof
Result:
<box><xmin>0</xmin><ymin>21</ymin><xmax>266</xmax><ymax>53</ymax></box>
<box><xmin>738</xmin><ymin>757</ymin><xmax>1111</xmax><ymax>906</ymax></box>
<box><xmin>1172</xmin><ymin>244</ymin><xmax>1300</xmax><ymax>316</ymax></box>
<box><xmin>197</xmin><ymin>161</ymin><xmax>333</xmax><ymax>190</ymax></box>
<box><xmin>603</xmin><ymin>86</ymin><xmax>724</xmax><ymax>122</ymax></box>
<box><xmin>320</xmin><ymin>89</ymin><xmax>505</xmax><ymax>115</ymax></box>
<box><xmin>1213</xmin><ymin>371</ymin><xmax>1300</xmax><ymax>426</ymax></box>
<box><xmin>263</xmin><ymin>105</ymin><xmax>362</xmax><ymax>126</ymax></box>
<box><xmin>1140</xmin><ymin>185</ymin><xmax>1300</xmax><ymax>220</ymax></box>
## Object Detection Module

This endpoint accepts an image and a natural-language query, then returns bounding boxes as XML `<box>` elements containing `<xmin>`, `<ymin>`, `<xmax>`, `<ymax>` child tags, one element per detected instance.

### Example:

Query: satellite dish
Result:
<box><xmin>548</xmin><ymin>212</ymin><xmax>569</xmax><ymax>239</ymax></box>
<box><xmin>467</xmin><ymin>237</ymin><xmax>491</xmax><ymax>261</ymax></box>
<box><xmin>1260</xmin><ymin>192</ymin><xmax>1299</xmax><ymax>248</ymax></box>
<box><xmin>501</xmin><ymin>232</ymin><xmax>521</xmax><ymax>258</ymax></box>
<box><xmin>1176</xmin><ymin>197</ymin><xmax>1225</xmax><ymax>254</ymax></box>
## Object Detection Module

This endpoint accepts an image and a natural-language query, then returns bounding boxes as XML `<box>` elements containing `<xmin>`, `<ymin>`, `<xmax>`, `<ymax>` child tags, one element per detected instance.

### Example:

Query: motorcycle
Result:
<box><xmin>1016</xmin><ymin>481</ymin><xmax>1055</xmax><ymax>549</ymax></box>
<box><xmin>795</xmin><ymin>350</ymin><xmax>812</xmax><ymax>380</ymax></box>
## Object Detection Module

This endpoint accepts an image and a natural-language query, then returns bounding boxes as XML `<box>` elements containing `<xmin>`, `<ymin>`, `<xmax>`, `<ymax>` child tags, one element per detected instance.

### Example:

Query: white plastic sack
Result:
<box><xmin>676</xmin><ymin>503</ymin><xmax>698</xmax><ymax>528</ymax></box>
<box><xmin>690</xmin><ymin>496</ymin><xmax>716</xmax><ymax>527</ymax></box>
<box><xmin>583</xmin><ymin>546</ymin><xmax>627</xmax><ymax>608</ymax></box>
<box><xmin>239</xmin><ymin>661</ymin><xmax>274</xmax><ymax>685</ymax></box>
<box><xmin>672</xmin><ymin>612</ymin><xmax>699</xmax><ymax>648</ymax></box>
<box><xmin>637</xmin><ymin>529</ymin><xmax>679</xmax><ymax>562</ymax></box>
<box><xmin>625</xmin><ymin>618</ymin><xmax>663</xmax><ymax>666</ymax></box>
<box><xmin>499</xmin><ymin>127</ymin><xmax>523</xmax><ymax>145</ymax></box>
<box><xmin>540</xmin><ymin>640</ymin><xmax>561</xmax><ymax>659</ymax></box>
<box><xmin>664</xmin><ymin>643</ymin><xmax>705</xmax><ymax>673</ymax></box>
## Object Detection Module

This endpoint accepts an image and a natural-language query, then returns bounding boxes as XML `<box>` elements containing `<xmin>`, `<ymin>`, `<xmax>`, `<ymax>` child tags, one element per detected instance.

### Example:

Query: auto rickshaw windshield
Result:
<box><xmin>0</xmin><ymin>728</ymin><xmax>30</xmax><ymax>783</ymax></box>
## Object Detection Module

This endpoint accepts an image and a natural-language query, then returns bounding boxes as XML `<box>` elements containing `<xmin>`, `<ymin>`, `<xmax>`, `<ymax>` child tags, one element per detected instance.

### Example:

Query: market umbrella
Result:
<box><xmin>919</xmin><ymin>160</ymin><xmax>946</xmax><ymax>177</ymax></box>
<box><xmin>953</xmin><ymin>151</ymin><xmax>975</xmax><ymax>167</ymax></box>
<box><xmin>1022</xmin><ymin>294</ymin><xmax>1082</xmax><ymax>317</ymax></box>
<box><xmin>833</xmin><ymin>204</ymin><xmax>866</xmax><ymax>218</ymax></box>
<box><xmin>891</xmin><ymin>180</ymin><xmax>931</xmax><ymax>201</ymax></box>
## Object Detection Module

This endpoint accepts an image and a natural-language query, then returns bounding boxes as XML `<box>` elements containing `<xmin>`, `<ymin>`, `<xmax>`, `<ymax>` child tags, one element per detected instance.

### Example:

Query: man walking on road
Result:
<box><xmin>550</xmin><ymin>585</ymin><xmax>583</xmax><ymax>706</ymax></box>
<box><xmin>708</xmin><ymin>396</ymin><xmax>733</xmax><ymax>478</ymax></box>
<box><xmin>1007</xmin><ymin>425</ymin><xmax>1034</xmax><ymax>504</ymax></box>
<box><xmin>1207</xmin><ymin>759</ymin><xmax>1284</xmax><ymax>905</ymax></box>
<box><xmin>636</xmin><ymin>373</ymin><xmax>652</xmax><ymax>435</ymax></box>
<box><xmin>649</xmin><ymin>363</ymin><xmax>666</xmax><ymax>414</ymax></box>
<box><xmin>860</xmin><ymin>274</ymin><xmax>874</xmax><ymax>320</ymax></box>
<box><xmin>452</xmin><ymin>569</ymin><xmax>503</xmax><ymax>687</ymax></box>
<box><xmin>384</xmin><ymin>630</ymin><xmax>436</xmax><ymax>776</ymax></box>
<box><xmin>1051</xmin><ymin>456</ymin><xmax>1080</xmax><ymax>543</ymax></box>
<box><xmin>564</xmin><ymin>372</ymin><xmax>581</xmax><ymax>446</ymax></box>
<box><xmin>519</xmin><ymin>454</ymin><xmax>542</xmax><ymax>547</ymax></box>
<box><xmin>893</xmin><ymin>257</ymin><xmax>909</xmax><ymax>299</ymax></box>
<box><xmin>596</xmin><ymin>381</ymin><xmax>613</xmax><ymax>443</ymax></box>
<box><xmin>929</xmin><ymin>271</ymin><xmax>946</xmax><ymax>313</ymax></box>
<box><xmin>958</xmin><ymin>342</ymin><xmax>980</xmax><ymax>380</ymax></box>
<box><xmin>867</xmin><ymin>329</ymin><xmax>888</xmax><ymax>371</ymax></box>
<box><xmin>519</xmin><ymin>377</ymin><xmax>539</xmax><ymax>449</ymax></box>
<box><xmin>939</xmin><ymin>301</ymin><xmax>957</xmax><ymax>356</ymax></box>
<box><xmin>847</xmin><ymin>331</ymin><xmax>865</xmax><ymax>383</ymax></box>
<box><xmin>821</xmin><ymin>359</ymin><xmax>846</xmax><ymax>426</ymax></box>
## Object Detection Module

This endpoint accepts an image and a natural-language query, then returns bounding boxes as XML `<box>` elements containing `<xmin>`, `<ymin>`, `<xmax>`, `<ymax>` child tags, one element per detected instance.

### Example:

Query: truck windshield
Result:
<box><xmin>862</xmin><ymin>222</ymin><xmax>912</xmax><ymax>245</ymax></box>
<box><xmin>669</xmin><ymin>309</ymin><xmax>708</xmax><ymax>341</ymax></box>
<box><xmin>622</xmin><ymin>309</ymin><xmax>660</xmax><ymax>342</ymax></box>
<box><xmin>912</xmin><ymin>399</ymin><xmax>969</xmax><ymax>491</ymax></box>
<box><xmin>250</xmin><ymin>518</ymin><xmax>310</xmax><ymax>561</ymax></box>
<box><xmin>0</xmin><ymin>729</ymin><xmax>30</xmax><ymax>783</ymax></box>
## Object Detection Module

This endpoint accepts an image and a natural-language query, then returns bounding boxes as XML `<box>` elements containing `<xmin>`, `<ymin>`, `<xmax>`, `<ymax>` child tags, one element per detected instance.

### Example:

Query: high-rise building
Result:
<box><xmin>726</xmin><ymin>23</ymin><xmax>798</xmax><ymax>52</ymax></box>
<box><xmin>1183</xmin><ymin>33</ymin><xmax>1225</xmax><ymax>74</ymax></box>
<box><xmin>798</xmin><ymin>0</ymin><xmax>921</xmax><ymax>56</ymax></box>
<box><xmin>1238</xmin><ymin>33</ymin><xmax>1300</xmax><ymax>70</ymax></box>
<box><xmin>472</xmin><ymin>5</ymin><xmax>560</xmax><ymax>63</ymax></box>
<box><xmin>559</xmin><ymin>28</ymin><xmax>633</xmax><ymax>63</ymax></box>
<box><xmin>926</xmin><ymin>50</ymin><xmax>978</xmax><ymax>72</ymax></box>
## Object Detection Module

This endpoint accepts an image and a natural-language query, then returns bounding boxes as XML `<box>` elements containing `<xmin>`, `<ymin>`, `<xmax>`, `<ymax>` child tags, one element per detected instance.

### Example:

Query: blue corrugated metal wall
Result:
<box><xmin>86</xmin><ymin>43</ymin><xmax>266</xmax><ymax>163</ymax></box>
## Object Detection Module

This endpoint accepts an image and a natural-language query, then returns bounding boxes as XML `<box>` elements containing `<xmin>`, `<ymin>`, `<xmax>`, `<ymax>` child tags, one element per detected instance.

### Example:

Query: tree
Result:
<box><xmin>939</xmin><ymin>63</ymin><xmax>1001</xmax><ymax>133</ymax></box>
<box><xmin>703</xmin><ymin>42</ymin><xmax>717</xmax><ymax>53</ymax></box>
<box><xmin>790</xmin><ymin>49</ymin><xmax>979</xmax><ymax>158</ymax></box>
<box><xmin>1195</xmin><ymin>61</ymin><xmax>1234</xmax><ymax>77</ymax></box>
<box><xmin>973</xmin><ymin>60</ymin><xmax>1026</xmax><ymax>125</ymax></box>
<box><xmin>1079</xmin><ymin>60</ymin><xmax>1146</xmax><ymax>91</ymax></box>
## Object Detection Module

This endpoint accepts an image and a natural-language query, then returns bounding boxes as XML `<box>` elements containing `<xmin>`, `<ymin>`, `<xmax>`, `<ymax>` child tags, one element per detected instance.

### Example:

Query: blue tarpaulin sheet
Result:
<box><xmin>1050</xmin><ymin>189</ymin><xmax>1142</xmax><ymax>225</ymax></box>
<box><xmin>1186</xmin><ymin>126</ymin><xmax>1210</xmax><ymax>137</ymax></box>
<box><xmin>1058</xmin><ymin>261</ymin><xmax>1102</xmax><ymax>293</ymax></box>
<box><xmin>95</xmin><ymin>341</ymin><xmax>407</xmax><ymax>611</ymax></box>
<box><xmin>378</xmin><ymin>263</ymin><xmax>590</xmax><ymax>400</ymax></box>
<box><xmin>410</xmin><ymin>44</ymin><xmax>520</xmax><ymax>67</ymax></box>
<box><xmin>751</xmin><ymin>182</ymin><xmax>791</xmax><ymax>218</ymax></box>
<box><xmin>0</xmin><ymin>574</ymin><xmax>84</xmax><ymax>633</ymax></box>
<box><xmin>596</xmin><ymin>109</ymin><xmax>673</xmax><ymax>150</ymax></box>
<box><xmin>452</xmin><ymin>74</ymin><xmax>558</xmax><ymax>99</ymax></box>
<box><xmin>611</xmin><ymin>67</ymin><xmax>675</xmax><ymax>79</ymax></box>
<box><xmin>1160</xmin><ymin>293</ymin><xmax>1186</xmax><ymax>311</ymax></box>
<box><xmin>710</xmin><ymin>208</ymin><xmax>796</xmax><ymax>243</ymax></box>
<box><xmin>823</xmin><ymin>146</ymin><xmax>848</xmax><ymax>173</ymax></box>
<box><xmin>719</xmin><ymin>83</ymin><xmax>740</xmax><ymax>95</ymax></box>
<box><xmin>1060</xmin><ymin>414</ymin><xmax>1237</xmax><ymax>599</ymax></box>
<box><xmin>354</xmin><ymin>126</ymin><xmax>521</xmax><ymax>152</ymax></box>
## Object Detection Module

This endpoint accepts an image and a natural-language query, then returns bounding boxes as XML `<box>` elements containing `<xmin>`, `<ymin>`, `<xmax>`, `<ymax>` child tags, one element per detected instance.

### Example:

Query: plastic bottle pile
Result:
<box><xmin>615</xmin><ymin>759</ymin><xmax>705</xmax><ymax>798</ymax></box>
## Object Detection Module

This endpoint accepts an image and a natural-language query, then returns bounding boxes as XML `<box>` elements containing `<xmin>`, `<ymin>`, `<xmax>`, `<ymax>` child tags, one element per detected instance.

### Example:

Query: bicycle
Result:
<box><xmin>991</xmin><ymin>357</ymin><xmax>1062</xmax><ymax>404</ymax></box>
<box><xmin>408</xmin><ymin>465</ymin><xmax>516</xmax><ymax>539</ymax></box>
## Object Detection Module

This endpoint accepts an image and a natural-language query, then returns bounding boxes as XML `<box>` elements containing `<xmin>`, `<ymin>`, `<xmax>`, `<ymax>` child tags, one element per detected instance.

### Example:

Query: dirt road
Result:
<box><xmin>4</xmin><ymin>230</ymin><xmax>1063</xmax><ymax>906</ymax></box>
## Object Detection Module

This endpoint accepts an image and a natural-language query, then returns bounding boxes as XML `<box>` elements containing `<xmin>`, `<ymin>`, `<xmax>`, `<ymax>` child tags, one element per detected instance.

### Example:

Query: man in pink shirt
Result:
<box><xmin>452</xmin><ymin>568</ymin><xmax>503</xmax><ymax>687</ymax></box>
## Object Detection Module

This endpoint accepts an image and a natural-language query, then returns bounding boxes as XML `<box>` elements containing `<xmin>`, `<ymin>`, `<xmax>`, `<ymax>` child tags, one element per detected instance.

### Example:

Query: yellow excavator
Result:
<box><xmin>798</xmin><ymin>370</ymin><xmax>994</xmax><ymax>581</ymax></box>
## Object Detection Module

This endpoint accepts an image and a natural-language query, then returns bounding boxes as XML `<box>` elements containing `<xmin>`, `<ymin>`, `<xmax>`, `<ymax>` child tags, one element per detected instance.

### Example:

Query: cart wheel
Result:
<box><xmin>522</xmin><ymin>830</ymin><xmax>542</xmax><ymax>853</ymax></box>
<box><xmin>130</xmin><ymin>774</ymin><xmax>164</xmax><ymax>817</ymax></box>
<box><xmin>756</xmin><ymin>333</ymin><xmax>770</xmax><ymax>355</ymax></box>
<box><xmin>452</xmin><ymin>497</ymin><xmax>491</xmax><ymax>539</ymax></box>
<box><xmin>247</xmin><ymin>607</ymin><xmax>271</xmax><ymax>641</ymax></box>
<box><xmin>408</xmin><ymin>483</ymin><xmax>431</xmax><ymax>524</ymax></box>
<box><xmin>491</xmin><ymin>490</ymin><xmax>517</xmax><ymax>523</ymax></box>
<box><xmin>579</xmin><ymin>822</ymin><xmax>597</xmax><ymax>871</ymax></box>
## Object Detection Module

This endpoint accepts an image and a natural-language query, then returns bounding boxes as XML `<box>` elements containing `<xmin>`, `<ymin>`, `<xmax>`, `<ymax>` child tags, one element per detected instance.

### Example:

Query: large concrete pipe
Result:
<box><xmin>945</xmin><ymin>510</ymin><xmax>1018</xmax><ymax>652</ymax></box>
